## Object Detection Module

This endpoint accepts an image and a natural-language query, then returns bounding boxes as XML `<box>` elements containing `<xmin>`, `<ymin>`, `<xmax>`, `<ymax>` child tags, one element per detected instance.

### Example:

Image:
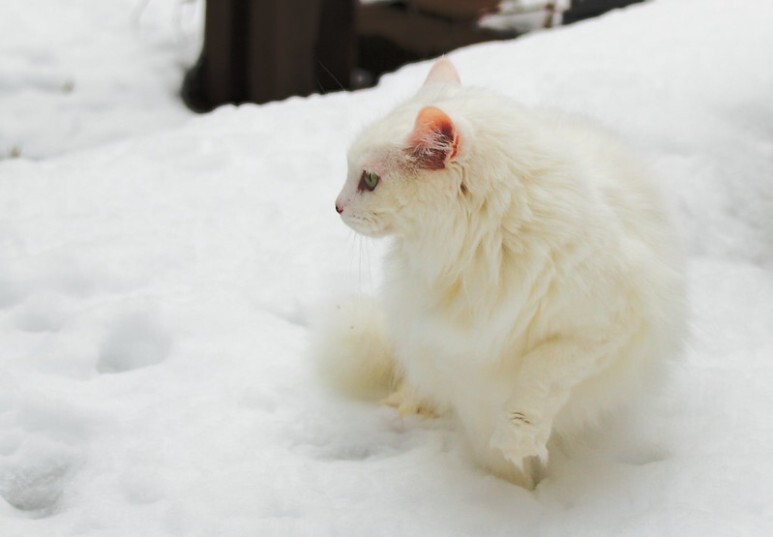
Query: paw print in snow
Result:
<box><xmin>97</xmin><ymin>312</ymin><xmax>173</xmax><ymax>374</ymax></box>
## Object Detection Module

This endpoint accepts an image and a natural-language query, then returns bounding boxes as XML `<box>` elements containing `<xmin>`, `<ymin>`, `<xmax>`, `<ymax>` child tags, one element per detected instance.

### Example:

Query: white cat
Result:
<box><xmin>315</xmin><ymin>59</ymin><xmax>684</xmax><ymax>487</ymax></box>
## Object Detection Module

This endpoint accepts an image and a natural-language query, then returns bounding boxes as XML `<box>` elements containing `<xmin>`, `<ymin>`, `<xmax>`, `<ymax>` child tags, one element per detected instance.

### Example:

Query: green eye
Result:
<box><xmin>359</xmin><ymin>170</ymin><xmax>380</xmax><ymax>192</ymax></box>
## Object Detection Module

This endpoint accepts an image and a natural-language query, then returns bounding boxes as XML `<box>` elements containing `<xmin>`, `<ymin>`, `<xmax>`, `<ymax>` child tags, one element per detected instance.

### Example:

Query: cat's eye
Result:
<box><xmin>359</xmin><ymin>170</ymin><xmax>380</xmax><ymax>192</ymax></box>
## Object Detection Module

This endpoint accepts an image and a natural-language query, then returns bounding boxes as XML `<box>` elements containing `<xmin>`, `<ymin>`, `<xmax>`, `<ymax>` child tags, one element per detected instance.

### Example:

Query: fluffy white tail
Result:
<box><xmin>309</xmin><ymin>295</ymin><xmax>395</xmax><ymax>400</ymax></box>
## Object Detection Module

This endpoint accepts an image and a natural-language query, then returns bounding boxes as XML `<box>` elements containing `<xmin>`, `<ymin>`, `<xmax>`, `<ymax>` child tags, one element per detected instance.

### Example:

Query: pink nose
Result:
<box><xmin>335</xmin><ymin>203</ymin><xmax>343</xmax><ymax>214</ymax></box>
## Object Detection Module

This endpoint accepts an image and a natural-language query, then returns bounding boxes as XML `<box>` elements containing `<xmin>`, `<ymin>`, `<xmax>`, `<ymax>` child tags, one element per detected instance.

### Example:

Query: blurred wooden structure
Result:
<box><xmin>357</xmin><ymin>1</ymin><xmax>516</xmax><ymax>79</ymax></box>
<box><xmin>182</xmin><ymin>0</ymin><xmax>355</xmax><ymax>111</ymax></box>
<box><xmin>563</xmin><ymin>0</ymin><xmax>644</xmax><ymax>24</ymax></box>
<box><xmin>181</xmin><ymin>0</ymin><xmax>647</xmax><ymax>112</ymax></box>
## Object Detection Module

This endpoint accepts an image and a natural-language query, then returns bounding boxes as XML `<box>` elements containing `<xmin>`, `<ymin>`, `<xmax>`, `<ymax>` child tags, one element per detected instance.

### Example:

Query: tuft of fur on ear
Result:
<box><xmin>406</xmin><ymin>106</ymin><xmax>460</xmax><ymax>170</ymax></box>
<box><xmin>422</xmin><ymin>58</ymin><xmax>461</xmax><ymax>87</ymax></box>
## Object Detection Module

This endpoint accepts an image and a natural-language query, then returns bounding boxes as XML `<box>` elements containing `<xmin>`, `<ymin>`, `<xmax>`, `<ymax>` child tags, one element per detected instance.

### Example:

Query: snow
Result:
<box><xmin>0</xmin><ymin>0</ymin><xmax>202</xmax><ymax>159</ymax></box>
<box><xmin>1</xmin><ymin>0</ymin><xmax>772</xmax><ymax>535</ymax></box>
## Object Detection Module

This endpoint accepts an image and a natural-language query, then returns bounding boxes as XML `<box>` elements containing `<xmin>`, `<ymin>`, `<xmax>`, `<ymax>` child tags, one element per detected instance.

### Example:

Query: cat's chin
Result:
<box><xmin>341</xmin><ymin>216</ymin><xmax>390</xmax><ymax>238</ymax></box>
<box><xmin>347</xmin><ymin>225</ymin><xmax>391</xmax><ymax>239</ymax></box>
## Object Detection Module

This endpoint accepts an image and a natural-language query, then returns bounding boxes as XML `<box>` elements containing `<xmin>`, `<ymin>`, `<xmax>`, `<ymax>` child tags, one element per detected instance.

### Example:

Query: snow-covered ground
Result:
<box><xmin>0</xmin><ymin>0</ymin><xmax>202</xmax><ymax>159</ymax></box>
<box><xmin>1</xmin><ymin>0</ymin><xmax>772</xmax><ymax>535</ymax></box>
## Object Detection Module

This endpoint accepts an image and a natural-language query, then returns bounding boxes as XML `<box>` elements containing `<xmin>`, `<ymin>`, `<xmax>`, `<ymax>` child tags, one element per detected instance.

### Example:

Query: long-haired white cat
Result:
<box><xmin>315</xmin><ymin>59</ymin><xmax>684</xmax><ymax>488</ymax></box>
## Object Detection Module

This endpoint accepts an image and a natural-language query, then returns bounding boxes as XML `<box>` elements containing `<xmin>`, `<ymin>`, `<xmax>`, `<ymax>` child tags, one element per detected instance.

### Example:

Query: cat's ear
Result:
<box><xmin>422</xmin><ymin>58</ymin><xmax>461</xmax><ymax>88</ymax></box>
<box><xmin>406</xmin><ymin>106</ymin><xmax>460</xmax><ymax>170</ymax></box>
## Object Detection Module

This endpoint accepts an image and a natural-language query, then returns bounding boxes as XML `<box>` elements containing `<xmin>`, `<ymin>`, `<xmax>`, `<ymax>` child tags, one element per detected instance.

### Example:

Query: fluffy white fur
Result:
<box><xmin>311</xmin><ymin>295</ymin><xmax>395</xmax><ymax>401</ymax></box>
<box><xmin>322</xmin><ymin>59</ymin><xmax>684</xmax><ymax>488</ymax></box>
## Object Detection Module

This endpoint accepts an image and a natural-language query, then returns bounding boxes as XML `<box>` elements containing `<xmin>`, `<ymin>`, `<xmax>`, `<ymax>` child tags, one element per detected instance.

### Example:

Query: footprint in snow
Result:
<box><xmin>0</xmin><ymin>440</ymin><xmax>73</xmax><ymax>517</ymax></box>
<box><xmin>0</xmin><ymin>437</ymin><xmax>76</xmax><ymax>516</ymax></box>
<box><xmin>0</xmin><ymin>385</ymin><xmax>83</xmax><ymax>517</ymax></box>
<box><xmin>97</xmin><ymin>312</ymin><xmax>173</xmax><ymax>374</ymax></box>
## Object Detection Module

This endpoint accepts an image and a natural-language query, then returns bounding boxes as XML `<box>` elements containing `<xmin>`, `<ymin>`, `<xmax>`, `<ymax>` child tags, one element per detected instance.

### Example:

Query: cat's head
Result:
<box><xmin>335</xmin><ymin>59</ymin><xmax>471</xmax><ymax>238</ymax></box>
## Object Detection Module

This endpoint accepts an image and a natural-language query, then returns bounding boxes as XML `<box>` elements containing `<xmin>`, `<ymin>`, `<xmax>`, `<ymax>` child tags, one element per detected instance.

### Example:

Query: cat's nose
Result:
<box><xmin>335</xmin><ymin>202</ymin><xmax>344</xmax><ymax>214</ymax></box>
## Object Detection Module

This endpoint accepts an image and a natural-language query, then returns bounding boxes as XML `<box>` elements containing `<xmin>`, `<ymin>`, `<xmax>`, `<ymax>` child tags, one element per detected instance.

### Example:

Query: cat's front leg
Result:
<box><xmin>490</xmin><ymin>334</ymin><xmax>622</xmax><ymax>468</ymax></box>
<box><xmin>490</xmin><ymin>403</ymin><xmax>552</xmax><ymax>469</ymax></box>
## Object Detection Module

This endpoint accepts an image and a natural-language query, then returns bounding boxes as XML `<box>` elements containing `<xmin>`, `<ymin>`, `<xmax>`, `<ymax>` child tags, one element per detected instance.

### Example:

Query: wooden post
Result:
<box><xmin>182</xmin><ymin>0</ymin><xmax>355</xmax><ymax>111</ymax></box>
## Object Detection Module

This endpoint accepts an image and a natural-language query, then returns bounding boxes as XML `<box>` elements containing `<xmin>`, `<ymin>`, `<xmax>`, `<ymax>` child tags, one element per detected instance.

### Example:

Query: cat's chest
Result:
<box><xmin>384</xmin><ymin>275</ymin><xmax>525</xmax><ymax>374</ymax></box>
<box><xmin>384</xmin><ymin>259</ymin><xmax>534</xmax><ymax>351</ymax></box>
<box><xmin>386</xmin><ymin>294</ymin><xmax>518</xmax><ymax>412</ymax></box>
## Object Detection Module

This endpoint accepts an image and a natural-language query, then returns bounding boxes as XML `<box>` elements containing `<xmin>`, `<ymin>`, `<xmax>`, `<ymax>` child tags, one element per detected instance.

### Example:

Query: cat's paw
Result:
<box><xmin>490</xmin><ymin>411</ymin><xmax>550</xmax><ymax>469</ymax></box>
<box><xmin>381</xmin><ymin>389</ymin><xmax>436</xmax><ymax>418</ymax></box>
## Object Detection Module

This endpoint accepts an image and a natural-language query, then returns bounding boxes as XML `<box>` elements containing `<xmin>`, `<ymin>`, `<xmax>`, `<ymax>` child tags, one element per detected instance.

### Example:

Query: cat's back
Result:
<box><xmin>525</xmin><ymin>106</ymin><xmax>679</xmax><ymax>255</ymax></box>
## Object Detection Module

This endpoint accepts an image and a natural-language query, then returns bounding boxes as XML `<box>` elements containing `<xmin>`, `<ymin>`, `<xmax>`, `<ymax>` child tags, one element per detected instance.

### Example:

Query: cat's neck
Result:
<box><xmin>390</xmin><ymin>189</ymin><xmax>539</xmax><ymax>321</ymax></box>
<box><xmin>389</xmin><ymin>158</ymin><xmax>586</xmax><ymax>322</ymax></box>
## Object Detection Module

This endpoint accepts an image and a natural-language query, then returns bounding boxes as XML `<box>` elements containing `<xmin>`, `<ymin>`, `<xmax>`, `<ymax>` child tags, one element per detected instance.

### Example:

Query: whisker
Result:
<box><xmin>317</xmin><ymin>61</ymin><xmax>346</xmax><ymax>92</ymax></box>
<box><xmin>359</xmin><ymin>236</ymin><xmax>364</xmax><ymax>294</ymax></box>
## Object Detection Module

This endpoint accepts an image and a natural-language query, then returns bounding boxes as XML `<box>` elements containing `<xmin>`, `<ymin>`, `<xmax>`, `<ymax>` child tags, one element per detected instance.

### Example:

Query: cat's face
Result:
<box><xmin>335</xmin><ymin>143</ymin><xmax>412</xmax><ymax>237</ymax></box>
<box><xmin>335</xmin><ymin>60</ymin><xmax>464</xmax><ymax>238</ymax></box>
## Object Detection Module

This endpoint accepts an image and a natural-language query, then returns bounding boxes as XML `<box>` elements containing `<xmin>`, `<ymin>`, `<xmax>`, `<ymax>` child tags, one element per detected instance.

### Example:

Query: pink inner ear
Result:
<box><xmin>408</xmin><ymin>106</ymin><xmax>460</xmax><ymax>170</ymax></box>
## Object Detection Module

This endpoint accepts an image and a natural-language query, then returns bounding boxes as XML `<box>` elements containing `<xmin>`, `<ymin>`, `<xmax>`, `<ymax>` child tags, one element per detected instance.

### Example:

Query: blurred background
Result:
<box><xmin>0</xmin><ymin>0</ymin><xmax>644</xmax><ymax>160</ymax></box>
<box><xmin>181</xmin><ymin>0</ymin><xmax>643</xmax><ymax>111</ymax></box>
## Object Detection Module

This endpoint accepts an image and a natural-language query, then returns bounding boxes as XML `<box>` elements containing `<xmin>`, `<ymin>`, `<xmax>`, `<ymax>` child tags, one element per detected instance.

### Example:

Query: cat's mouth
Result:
<box><xmin>341</xmin><ymin>212</ymin><xmax>389</xmax><ymax>238</ymax></box>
